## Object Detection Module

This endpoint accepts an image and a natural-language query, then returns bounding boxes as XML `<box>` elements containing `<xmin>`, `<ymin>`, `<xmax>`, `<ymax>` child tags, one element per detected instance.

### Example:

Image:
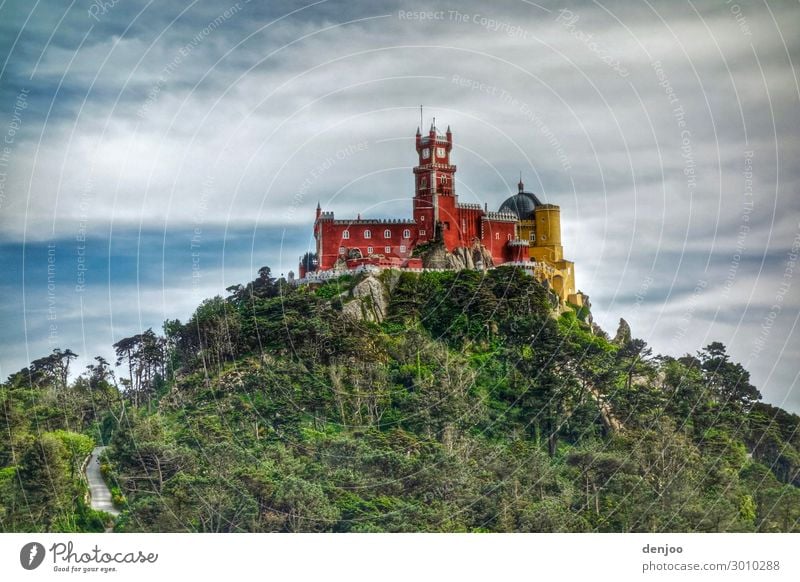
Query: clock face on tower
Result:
<box><xmin>422</xmin><ymin>148</ymin><xmax>430</xmax><ymax>159</ymax></box>
<box><xmin>437</xmin><ymin>147</ymin><xmax>445</xmax><ymax>158</ymax></box>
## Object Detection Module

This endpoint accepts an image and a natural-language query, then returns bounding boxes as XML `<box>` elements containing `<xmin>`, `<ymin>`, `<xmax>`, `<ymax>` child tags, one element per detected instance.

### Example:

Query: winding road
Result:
<box><xmin>86</xmin><ymin>446</ymin><xmax>120</xmax><ymax>517</ymax></box>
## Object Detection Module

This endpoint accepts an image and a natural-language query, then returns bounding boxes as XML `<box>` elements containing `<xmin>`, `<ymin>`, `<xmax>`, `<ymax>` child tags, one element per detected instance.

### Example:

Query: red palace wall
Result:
<box><xmin>456</xmin><ymin>205</ymin><xmax>483</xmax><ymax>247</ymax></box>
<box><xmin>316</xmin><ymin>216</ymin><xmax>418</xmax><ymax>270</ymax></box>
<box><xmin>481</xmin><ymin>218</ymin><xmax>517</xmax><ymax>265</ymax></box>
<box><xmin>412</xmin><ymin>195</ymin><xmax>434</xmax><ymax>243</ymax></box>
<box><xmin>437</xmin><ymin>194</ymin><xmax>460</xmax><ymax>250</ymax></box>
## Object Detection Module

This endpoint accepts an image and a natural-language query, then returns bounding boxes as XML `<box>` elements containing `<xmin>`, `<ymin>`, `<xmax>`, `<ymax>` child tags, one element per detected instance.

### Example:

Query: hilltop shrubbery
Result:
<box><xmin>2</xmin><ymin>267</ymin><xmax>799</xmax><ymax>532</ymax></box>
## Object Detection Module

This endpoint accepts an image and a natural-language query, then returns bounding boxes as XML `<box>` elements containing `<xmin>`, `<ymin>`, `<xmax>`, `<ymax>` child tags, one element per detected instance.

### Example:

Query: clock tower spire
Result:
<box><xmin>413</xmin><ymin>122</ymin><xmax>457</xmax><ymax>243</ymax></box>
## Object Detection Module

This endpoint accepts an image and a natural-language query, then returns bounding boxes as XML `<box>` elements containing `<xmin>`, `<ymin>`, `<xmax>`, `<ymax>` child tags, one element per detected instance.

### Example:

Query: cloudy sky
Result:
<box><xmin>0</xmin><ymin>0</ymin><xmax>798</xmax><ymax>411</ymax></box>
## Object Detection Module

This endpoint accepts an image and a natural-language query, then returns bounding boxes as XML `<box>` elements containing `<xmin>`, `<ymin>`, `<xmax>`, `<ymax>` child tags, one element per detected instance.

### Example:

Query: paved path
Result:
<box><xmin>86</xmin><ymin>446</ymin><xmax>120</xmax><ymax>517</ymax></box>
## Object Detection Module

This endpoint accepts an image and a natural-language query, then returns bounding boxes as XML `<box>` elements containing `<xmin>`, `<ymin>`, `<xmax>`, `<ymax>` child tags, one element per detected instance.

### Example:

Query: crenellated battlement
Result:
<box><xmin>457</xmin><ymin>202</ymin><xmax>483</xmax><ymax>211</ymax></box>
<box><xmin>330</xmin><ymin>218</ymin><xmax>417</xmax><ymax>225</ymax></box>
<box><xmin>482</xmin><ymin>211</ymin><xmax>518</xmax><ymax>222</ymax></box>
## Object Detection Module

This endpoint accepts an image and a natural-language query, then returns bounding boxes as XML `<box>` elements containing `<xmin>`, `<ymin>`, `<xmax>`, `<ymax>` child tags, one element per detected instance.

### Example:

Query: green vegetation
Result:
<box><xmin>2</xmin><ymin>266</ymin><xmax>799</xmax><ymax>532</ymax></box>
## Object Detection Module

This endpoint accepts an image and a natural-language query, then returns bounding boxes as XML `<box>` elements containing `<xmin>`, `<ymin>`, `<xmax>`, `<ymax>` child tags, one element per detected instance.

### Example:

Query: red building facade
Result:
<box><xmin>302</xmin><ymin>124</ymin><xmax>518</xmax><ymax>277</ymax></box>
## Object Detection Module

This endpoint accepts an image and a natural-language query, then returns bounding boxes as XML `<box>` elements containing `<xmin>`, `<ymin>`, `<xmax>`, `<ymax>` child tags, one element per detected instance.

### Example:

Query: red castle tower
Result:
<box><xmin>413</xmin><ymin>123</ymin><xmax>457</xmax><ymax>246</ymax></box>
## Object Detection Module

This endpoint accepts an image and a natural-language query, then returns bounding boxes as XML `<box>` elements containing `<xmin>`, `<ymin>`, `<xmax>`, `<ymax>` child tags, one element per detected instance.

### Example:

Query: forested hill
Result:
<box><xmin>2</xmin><ymin>266</ymin><xmax>799</xmax><ymax>532</ymax></box>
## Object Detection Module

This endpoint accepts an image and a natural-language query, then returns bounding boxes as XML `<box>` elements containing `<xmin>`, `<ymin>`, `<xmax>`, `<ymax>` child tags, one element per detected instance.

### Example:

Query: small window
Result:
<box><xmin>542</xmin><ymin>235</ymin><xmax>547</xmax><ymax>241</ymax></box>
<box><xmin>403</xmin><ymin>229</ymin><xmax>411</xmax><ymax>239</ymax></box>
<box><xmin>367</xmin><ymin>246</ymin><xmax>374</xmax><ymax>254</ymax></box>
<box><xmin>364</xmin><ymin>229</ymin><xmax>371</xmax><ymax>239</ymax></box>
<box><xmin>420</xmin><ymin>177</ymin><xmax>427</xmax><ymax>187</ymax></box>
<box><xmin>440</xmin><ymin>174</ymin><xmax>446</xmax><ymax>183</ymax></box>
<box><xmin>384</xmin><ymin>229</ymin><xmax>391</xmax><ymax>239</ymax></box>
<box><xmin>495</xmin><ymin>233</ymin><xmax>500</xmax><ymax>240</ymax></box>
<box><xmin>420</xmin><ymin>229</ymin><xmax>426</xmax><ymax>236</ymax></box>
<box><xmin>384</xmin><ymin>246</ymin><xmax>391</xmax><ymax>254</ymax></box>
<box><xmin>507</xmin><ymin>234</ymin><xmax>512</xmax><ymax>241</ymax></box>
<box><xmin>342</xmin><ymin>230</ymin><xmax>350</xmax><ymax>239</ymax></box>
<box><xmin>339</xmin><ymin>247</ymin><xmax>345</xmax><ymax>254</ymax></box>
<box><xmin>400</xmin><ymin>245</ymin><xmax>407</xmax><ymax>253</ymax></box>
<box><xmin>420</xmin><ymin>215</ymin><xmax>425</xmax><ymax>221</ymax></box>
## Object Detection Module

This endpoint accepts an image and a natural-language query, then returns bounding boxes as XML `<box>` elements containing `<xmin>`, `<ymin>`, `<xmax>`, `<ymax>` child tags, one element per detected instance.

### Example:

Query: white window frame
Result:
<box><xmin>364</xmin><ymin>229</ymin><xmax>371</xmax><ymax>239</ymax></box>
<box><xmin>367</xmin><ymin>246</ymin><xmax>374</xmax><ymax>255</ymax></box>
<box><xmin>495</xmin><ymin>233</ymin><xmax>500</xmax><ymax>240</ymax></box>
<box><xmin>342</xmin><ymin>230</ymin><xmax>350</xmax><ymax>239</ymax></box>
<box><xmin>420</xmin><ymin>229</ymin><xmax>426</xmax><ymax>236</ymax></box>
<box><xmin>400</xmin><ymin>245</ymin><xmax>407</xmax><ymax>253</ymax></box>
<box><xmin>384</xmin><ymin>229</ymin><xmax>391</xmax><ymax>239</ymax></box>
<box><xmin>339</xmin><ymin>247</ymin><xmax>345</xmax><ymax>254</ymax></box>
<box><xmin>384</xmin><ymin>246</ymin><xmax>391</xmax><ymax>254</ymax></box>
<box><xmin>402</xmin><ymin>229</ymin><xmax>411</xmax><ymax>239</ymax></box>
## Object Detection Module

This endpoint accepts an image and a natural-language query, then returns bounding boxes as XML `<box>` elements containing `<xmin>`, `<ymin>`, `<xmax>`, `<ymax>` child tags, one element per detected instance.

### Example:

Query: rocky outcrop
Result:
<box><xmin>421</xmin><ymin>240</ymin><xmax>450</xmax><ymax>269</ymax></box>
<box><xmin>613</xmin><ymin>318</ymin><xmax>631</xmax><ymax>346</ymax></box>
<box><xmin>591</xmin><ymin>321</ymin><xmax>609</xmax><ymax>339</ymax></box>
<box><xmin>341</xmin><ymin>274</ymin><xmax>388</xmax><ymax>323</ymax></box>
<box><xmin>587</xmin><ymin>384</ymin><xmax>624</xmax><ymax>433</ymax></box>
<box><xmin>421</xmin><ymin>240</ymin><xmax>494</xmax><ymax>271</ymax></box>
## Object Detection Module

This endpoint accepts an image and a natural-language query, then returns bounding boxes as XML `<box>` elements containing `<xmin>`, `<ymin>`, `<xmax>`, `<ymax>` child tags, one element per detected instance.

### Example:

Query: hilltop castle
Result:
<box><xmin>300</xmin><ymin>123</ymin><xmax>582</xmax><ymax>305</ymax></box>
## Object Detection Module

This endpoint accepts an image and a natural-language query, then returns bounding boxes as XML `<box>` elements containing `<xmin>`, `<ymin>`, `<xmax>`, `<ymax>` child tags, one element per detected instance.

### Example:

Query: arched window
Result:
<box><xmin>342</xmin><ymin>230</ymin><xmax>350</xmax><ymax>239</ymax></box>
<box><xmin>364</xmin><ymin>229</ymin><xmax>371</xmax><ymax>239</ymax></box>
<box><xmin>384</xmin><ymin>229</ymin><xmax>391</xmax><ymax>239</ymax></box>
<box><xmin>402</xmin><ymin>229</ymin><xmax>411</xmax><ymax>239</ymax></box>
<box><xmin>507</xmin><ymin>234</ymin><xmax>512</xmax><ymax>241</ymax></box>
<box><xmin>367</xmin><ymin>246</ymin><xmax>374</xmax><ymax>255</ymax></box>
<box><xmin>420</xmin><ymin>177</ymin><xmax>427</xmax><ymax>188</ymax></box>
<box><xmin>495</xmin><ymin>233</ymin><xmax>500</xmax><ymax>240</ymax></box>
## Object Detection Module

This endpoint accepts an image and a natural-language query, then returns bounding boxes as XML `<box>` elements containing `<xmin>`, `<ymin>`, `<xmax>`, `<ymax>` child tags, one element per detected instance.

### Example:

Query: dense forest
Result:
<box><xmin>2</xmin><ymin>266</ymin><xmax>799</xmax><ymax>532</ymax></box>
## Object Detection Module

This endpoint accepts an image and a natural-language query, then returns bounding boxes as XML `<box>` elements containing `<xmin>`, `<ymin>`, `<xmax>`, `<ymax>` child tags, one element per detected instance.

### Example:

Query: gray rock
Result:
<box><xmin>464</xmin><ymin>247</ymin><xmax>475</xmax><ymax>269</ymax></box>
<box><xmin>613</xmin><ymin>318</ymin><xmax>632</xmax><ymax>346</ymax></box>
<box><xmin>342</xmin><ymin>275</ymin><xmax>388</xmax><ymax>322</ymax></box>
<box><xmin>420</xmin><ymin>240</ymin><xmax>494</xmax><ymax>271</ymax></box>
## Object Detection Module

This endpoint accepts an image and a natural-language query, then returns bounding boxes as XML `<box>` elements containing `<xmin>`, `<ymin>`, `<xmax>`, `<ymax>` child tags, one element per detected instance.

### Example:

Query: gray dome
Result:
<box><xmin>498</xmin><ymin>189</ymin><xmax>542</xmax><ymax>219</ymax></box>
